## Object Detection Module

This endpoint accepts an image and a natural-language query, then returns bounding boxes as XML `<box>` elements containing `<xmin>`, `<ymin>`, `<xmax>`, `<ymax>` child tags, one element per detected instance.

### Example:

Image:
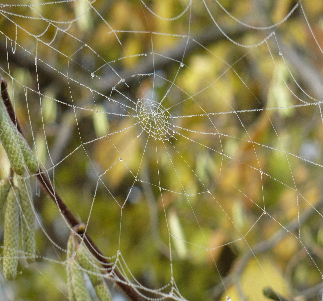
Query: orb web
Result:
<box><xmin>135</xmin><ymin>98</ymin><xmax>173</xmax><ymax>141</ymax></box>
<box><xmin>0</xmin><ymin>1</ymin><xmax>322</xmax><ymax>301</ymax></box>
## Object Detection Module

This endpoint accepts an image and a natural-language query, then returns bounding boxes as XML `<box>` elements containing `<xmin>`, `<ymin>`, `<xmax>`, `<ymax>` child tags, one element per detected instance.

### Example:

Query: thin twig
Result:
<box><xmin>263</xmin><ymin>287</ymin><xmax>289</xmax><ymax>301</ymax></box>
<box><xmin>264</xmin><ymin>281</ymin><xmax>323</xmax><ymax>301</ymax></box>
<box><xmin>0</xmin><ymin>76</ymin><xmax>144</xmax><ymax>301</ymax></box>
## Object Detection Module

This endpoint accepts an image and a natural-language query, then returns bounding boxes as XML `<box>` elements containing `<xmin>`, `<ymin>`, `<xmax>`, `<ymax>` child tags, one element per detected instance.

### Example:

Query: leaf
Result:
<box><xmin>93</xmin><ymin>105</ymin><xmax>109</xmax><ymax>138</ymax></box>
<box><xmin>220</xmin><ymin>257</ymin><xmax>290</xmax><ymax>301</ymax></box>
<box><xmin>169</xmin><ymin>209</ymin><xmax>188</xmax><ymax>259</ymax></box>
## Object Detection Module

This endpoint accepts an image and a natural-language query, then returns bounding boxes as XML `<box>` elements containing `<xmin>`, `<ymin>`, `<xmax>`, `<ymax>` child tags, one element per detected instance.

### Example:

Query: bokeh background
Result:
<box><xmin>1</xmin><ymin>1</ymin><xmax>323</xmax><ymax>300</ymax></box>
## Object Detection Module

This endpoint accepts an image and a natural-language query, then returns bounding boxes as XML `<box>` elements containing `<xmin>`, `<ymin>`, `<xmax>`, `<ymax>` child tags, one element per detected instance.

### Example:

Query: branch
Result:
<box><xmin>212</xmin><ymin>196</ymin><xmax>323</xmax><ymax>299</ymax></box>
<box><xmin>278</xmin><ymin>40</ymin><xmax>323</xmax><ymax>100</ymax></box>
<box><xmin>95</xmin><ymin>25</ymin><xmax>249</xmax><ymax>93</ymax></box>
<box><xmin>0</xmin><ymin>25</ymin><xmax>249</xmax><ymax>94</ymax></box>
<box><xmin>0</xmin><ymin>76</ymin><xmax>144</xmax><ymax>301</ymax></box>
<box><xmin>263</xmin><ymin>281</ymin><xmax>323</xmax><ymax>301</ymax></box>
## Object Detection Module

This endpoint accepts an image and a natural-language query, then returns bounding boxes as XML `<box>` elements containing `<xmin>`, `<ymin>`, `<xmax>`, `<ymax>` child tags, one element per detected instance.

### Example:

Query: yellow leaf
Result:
<box><xmin>221</xmin><ymin>257</ymin><xmax>290</xmax><ymax>301</ymax></box>
<box><xmin>169</xmin><ymin>208</ymin><xmax>188</xmax><ymax>259</ymax></box>
<box><xmin>93</xmin><ymin>105</ymin><xmax>109</xmax><ymax>138</ymax></box>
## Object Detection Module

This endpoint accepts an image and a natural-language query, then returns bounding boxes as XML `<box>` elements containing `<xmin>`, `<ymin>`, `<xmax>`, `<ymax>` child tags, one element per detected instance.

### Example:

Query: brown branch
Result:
<box><xmin>0</xmin><ymin>76</ymin><xmax>144</xmax><ymax>301</ymax></box>
<box><xmin>36</xmin><ymin>169</ymin><xmax>80</xmax><ymax>228</ymax></box>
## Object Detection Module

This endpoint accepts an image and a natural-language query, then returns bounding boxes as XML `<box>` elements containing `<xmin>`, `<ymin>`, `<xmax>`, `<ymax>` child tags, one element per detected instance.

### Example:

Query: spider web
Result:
<box><xmin>0</xmin><ymin>0</ymin><xmax>323</xmax><ymax>300</ymax></box>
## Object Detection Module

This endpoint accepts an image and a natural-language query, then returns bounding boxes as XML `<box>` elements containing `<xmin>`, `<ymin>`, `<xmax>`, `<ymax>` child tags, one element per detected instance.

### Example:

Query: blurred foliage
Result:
<box><xmin>1</xmin><ymin>0</ymin><xmax>323</xmax><ymax>301</ymax></box>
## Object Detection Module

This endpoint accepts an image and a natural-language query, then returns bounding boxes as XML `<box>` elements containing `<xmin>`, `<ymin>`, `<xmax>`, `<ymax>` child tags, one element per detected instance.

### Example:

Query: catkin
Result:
<box><xmin>92</xmin><ymin>282</ymin><xmax>112</xmax><ymax>301</ymax></box>
<box><xmin>0</xmin><ymin>101</ymin><xmax>38</xmax><ymax>175</ymax></box>
<box><xmin>71</xmin><ymin>259</ymin><xmax>92</xmax><ymax>301</ymax></box>
<box><xmin>67</xmin><ymin>233</ymin><xmax>77</xmax><ymax>301</ymax></box>
<box><xmin>3</xmin><ymin>187</ymin><xmax>20</xmax><ymax>280</ymax></box>
<box><xmin>76</xmin><ymin>244</ymin><xmax>112</xmax><ymax>301</ymax></box>
<box><xmin>0</xmin><ymin>103</ymin><xmax>26</xmax><ymax>175</ymax></box>
<box><xmin>19</xmin><ymin>137</ymin><xmax>38</xmax><ymax>174</ymax></box>
<box><xmin>17</xmin><ymin>176</ymin><xmax>36</xmax><ymax>263</ymax></box>
<box><xmin>0</xmin><ymin>178</ymin><xmax>11</xmax><ymax>211</ymax></box>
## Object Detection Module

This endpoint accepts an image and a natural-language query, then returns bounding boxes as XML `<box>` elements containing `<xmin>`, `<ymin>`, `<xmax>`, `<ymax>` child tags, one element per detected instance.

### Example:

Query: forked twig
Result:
<box><xmin>0</xmin><ymin>76</ymin><xmax>143</xmax><ymax>301</ymax></box>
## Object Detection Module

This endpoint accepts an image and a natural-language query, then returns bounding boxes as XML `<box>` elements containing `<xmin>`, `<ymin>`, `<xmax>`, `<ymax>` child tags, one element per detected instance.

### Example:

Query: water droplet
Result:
<box><xmin>11</xmin><ymin>41</ymin><xmax>16</xmax><ymax>54</ymax></box>
<box><xmin>91</xmin><ymin>72</ymin><xmax>94</xmax><ymax>78</ymax></box>
<box><xmin>180</xmin><ymin>62</ymin><xmax>184</xmax><ymax>67</ymax></box>
<box><xmin>279</xmin><ymin>52</ymin><xmax>282</xmax><ymax>56</ymax></box>
<box><xmin>119</xmin><ymin>157</ymin><xmax>123</xmax><ymax>161</ymax></box>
